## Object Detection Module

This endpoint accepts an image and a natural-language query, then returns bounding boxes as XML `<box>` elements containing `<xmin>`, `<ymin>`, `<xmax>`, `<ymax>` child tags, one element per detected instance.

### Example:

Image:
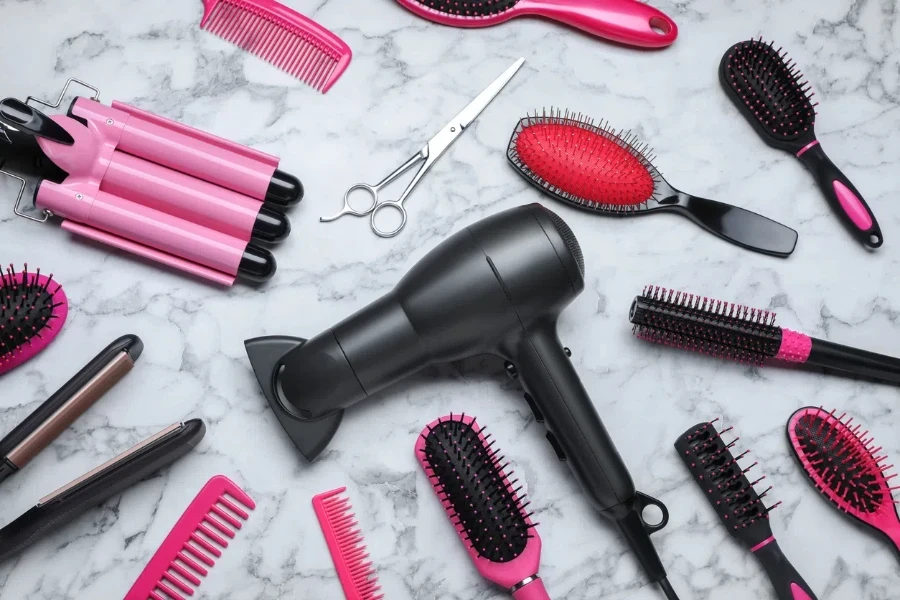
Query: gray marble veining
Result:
<box><xmin>0</xmin><ymin>0</ymin><xmax>898</xmax><ymax>598</ymax></box>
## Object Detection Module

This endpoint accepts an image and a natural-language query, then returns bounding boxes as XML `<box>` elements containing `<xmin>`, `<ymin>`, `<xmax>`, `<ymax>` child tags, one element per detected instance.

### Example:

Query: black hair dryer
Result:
<box><xmin>246</xmin><ymin>203</ymin><xmax>679</xmax><ymax>598</ymax></box>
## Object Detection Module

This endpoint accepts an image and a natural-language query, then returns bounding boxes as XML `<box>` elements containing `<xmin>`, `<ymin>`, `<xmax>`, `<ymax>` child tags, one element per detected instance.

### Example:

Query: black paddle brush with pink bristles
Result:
<box><xmin>676</xmin><ymin>421</ymin><xmax>819</xmax><ymax>600</ymax></box>
<box><xmin>507</xmin><ymin>109</ymin><xmax>798</xmax><ymax>257</ymax></box>
<box><xmin>720</xmin><ymin>38</ymin><xmax>883</xmax><ymax>249</ymax></box>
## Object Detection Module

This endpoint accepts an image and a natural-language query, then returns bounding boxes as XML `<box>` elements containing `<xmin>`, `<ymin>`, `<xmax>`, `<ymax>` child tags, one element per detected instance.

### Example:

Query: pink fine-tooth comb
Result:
<box><xmin>124</xmin><ymin>475</ymin><xmax>256</xmax><ymax>600</ymax></box>
<box><xmin>416</xmin><ymin>414</ymin><xmax>551</xmax><ymax>600</ymax></box>
<box><xmin>395</xmin><ymin>0</ymin><xmax>678</xmax><ymax>49</ymax></box>
<box><xmin>313</xmin><ymin>487</ymin><xmax>383</xmax><ymax>600</ymax></box>
<box><xmin>199</xmin><ymin>0</ymin><xmax>353</xmax><ymax>93</ymax></box>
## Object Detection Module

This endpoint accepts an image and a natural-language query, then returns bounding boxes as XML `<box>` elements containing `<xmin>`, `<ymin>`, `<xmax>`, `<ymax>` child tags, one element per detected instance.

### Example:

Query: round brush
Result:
<box><xmin>629</xmin><ymin>285</ymin><xmax>900</xmax><ymax>384</ymax></box>
<box><xmin>720</xmin><ymin>38</ymin><xmax>883</xmax><ymax>249</ymax></box>
<box><xmin>507</xmin><ymin>109</ymin><xmax>798</xmax><ymax>257</ymax></box>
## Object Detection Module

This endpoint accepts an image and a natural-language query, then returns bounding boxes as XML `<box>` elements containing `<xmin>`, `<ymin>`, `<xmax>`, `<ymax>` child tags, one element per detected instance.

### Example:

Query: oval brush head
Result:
<box><xmin>507</xmin><ymin>109</ymin><xmax>659</xmax><ymax>214</ymax></box>
<box><xmin>407</xmin><ymin>0</ymin><xmax>519</xmax><ymax>17</ymax></box>
<box><xmin>787</xmin><ymin>407</ymin><xmax>900</xmax><ymax>556</ymax></box>
<box><xmin>0</xmin><ymin>264</ymin><xmax>68</xmax><ymax>375</ymax></box>
<box><xmin>720</xmin><ymin>38</ymin><xmax>818</xmax><ymax>148</ymax></box>
<box><xmin>630</xmin><ymin>285</ymin><xmax>782</xmax><ymax>365</ymax></box>
<box><xmin>416</xmin><ymin>414</ymin><xmax>549</xmax><ymax>596</ymax></box>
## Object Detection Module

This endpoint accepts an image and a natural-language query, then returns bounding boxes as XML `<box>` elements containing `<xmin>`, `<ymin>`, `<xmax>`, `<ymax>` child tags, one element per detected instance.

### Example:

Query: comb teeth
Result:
<box><xmin>124</xmin><ymin>476</ymin><xmax>255</xmax><ymax>600</ymax></box>
<box><xmin>630</xmin><ymin>285</ymin><xmax>782</xmax><ymax>365</ymax></box>
<box><xmin>313</xmin><ymin>488</ymin><xmax>384</xmax><ymax>600</ymax></box>
<box><xmin>200</xmin><ymin>0</ymin><xmax>352</xmax><ymax>93</ymax></box>
<box><xmin>507</xmin><ymin>107</ymin><xmax>660</xmax><ymax>214</ymax></box>
<box><xmin>0</xmin><ymin>263</ymin><xmax>68</xmax><ymax>374</ymax></box>
<box><xmin>721</xmin><ymin>37</ymin><xmax>817</xmax><ymax>140</ymax></box>
<box><xmin>789</xmin><ymin>407</ymin><xmax>898</xmax><ymax>520</ymax></box>
<box><xmin>676</xmin><ymin>421</ymin><xmax>780</xmax><ymax>549</ymax></box>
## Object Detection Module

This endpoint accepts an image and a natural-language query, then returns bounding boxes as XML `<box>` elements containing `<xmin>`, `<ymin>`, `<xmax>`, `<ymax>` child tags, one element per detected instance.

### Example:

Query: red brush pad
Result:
<box><xmin>514</xmin><ymin>121</ymin><xmax>655</xmax><ymax>205</ymax></box>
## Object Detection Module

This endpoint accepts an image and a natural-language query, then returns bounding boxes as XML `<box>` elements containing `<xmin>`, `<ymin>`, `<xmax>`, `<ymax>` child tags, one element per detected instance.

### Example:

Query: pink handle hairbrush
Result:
<box><xmin>396</xmin><ymin>0</ymin><xmax>678</xmax><ymax>49</ymax></box>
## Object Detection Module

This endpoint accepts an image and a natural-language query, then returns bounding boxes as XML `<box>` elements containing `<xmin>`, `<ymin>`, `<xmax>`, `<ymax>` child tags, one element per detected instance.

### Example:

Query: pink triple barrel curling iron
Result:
<box><xmin>0</xmin><ymin>79</ymin><xmax>303</xmax><ymax>285</ymax></box>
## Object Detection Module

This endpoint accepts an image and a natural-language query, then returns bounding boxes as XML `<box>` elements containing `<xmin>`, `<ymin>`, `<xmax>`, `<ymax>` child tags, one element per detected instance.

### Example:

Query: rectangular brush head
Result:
<box><xmin>675</xmin><ymin>421</ymin><xmax>782</xmax><ymax>550</ymax></box>
<box><xmin>313</xmin><ymin>486</ymin><xmax>383</xmax><ymax>600</ymax></box>
<box><xmin>125</xmin><ymin>475</ymin><xmax>255</xmax><ymax>600</ymax></box>
<box><xmin>200</xmin><ymin>0</ymin><xmax>352</xmax><ymax>93</ymax></box>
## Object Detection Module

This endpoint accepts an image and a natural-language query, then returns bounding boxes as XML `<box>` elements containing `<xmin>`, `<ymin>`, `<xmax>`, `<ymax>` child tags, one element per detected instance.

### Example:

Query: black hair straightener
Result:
<box><xmin>0</xmin><ymin>335</ymin><xmax>143</xmax><ymax>484</ymax></box>
<box><xmin>0</xmin><ymin>334</ymin><xmax>206</xmax><ymax>562</ymax></box>
<box><xmin>0</xmin><ymin>419</ymin><xmax>205</xmax><ymax>562</ymax></box>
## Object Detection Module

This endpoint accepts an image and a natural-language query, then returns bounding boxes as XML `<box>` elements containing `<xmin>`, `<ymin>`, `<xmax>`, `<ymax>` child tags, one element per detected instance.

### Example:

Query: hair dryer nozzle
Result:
<box><xmin>244</xmin><ymin>335</ymin><xmax>345</xmax><ymax>460</ymax></box>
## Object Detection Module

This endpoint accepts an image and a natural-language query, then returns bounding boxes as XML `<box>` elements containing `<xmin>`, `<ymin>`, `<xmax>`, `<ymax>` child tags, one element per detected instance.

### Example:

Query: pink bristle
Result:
<box><xmin>199</xmin><ymin>0</ymin><xmax>351</xmax><ymax>93</ymax></box>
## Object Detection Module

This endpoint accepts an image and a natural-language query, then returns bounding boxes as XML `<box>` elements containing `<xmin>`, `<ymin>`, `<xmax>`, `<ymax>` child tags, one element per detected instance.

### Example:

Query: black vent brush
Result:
<box><xmin>676</xmin><ymin>421</ymin><xmax>819</xmax><ymax>600</ymax></box>
<box><xmin>720</xmin><ymin>38</ymin><xmax>883</xmax><ymax>249</ymax></box>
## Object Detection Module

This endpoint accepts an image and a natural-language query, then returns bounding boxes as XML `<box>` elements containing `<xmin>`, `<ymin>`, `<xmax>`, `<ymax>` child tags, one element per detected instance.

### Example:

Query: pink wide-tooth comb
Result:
<box><xmin>124</xmin><ymin>475</ymin><xmax>256</xmax><ymax>600</ymax></box>
<box><xmin>396</xmin><ymin>0</ymin><xmax>677</xmax><ymax>49</ymax></box>
<box><xmin>0</xmin><ymin>264</ymin><xmax>68</xmax><ymax>376</ymax></box>
<box><xmin>788</xmin><ymin>407</ymin><xmax>900</xmax><ymax>563</ymax></box>
<box><xmin>312</xmin><ymin>487</ymin><xmax>384</xmax><ymax>600</ymax></box>
<box><xmin>199</xmin><ymin>0</ymin><xmax>352</xmax><ymax>93</ymax></box>
<box><xmin>416</xmin><ymin>414</ymin><xmax>552</xmax><ymax>600</ymax></box>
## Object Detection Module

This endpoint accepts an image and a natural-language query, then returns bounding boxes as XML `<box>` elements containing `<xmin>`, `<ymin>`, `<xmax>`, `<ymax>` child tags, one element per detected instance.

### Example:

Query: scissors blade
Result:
<box><xmin>453</xmin><ymin>57</ymin><xmax>525</xmax><ymax>131</ymax></box>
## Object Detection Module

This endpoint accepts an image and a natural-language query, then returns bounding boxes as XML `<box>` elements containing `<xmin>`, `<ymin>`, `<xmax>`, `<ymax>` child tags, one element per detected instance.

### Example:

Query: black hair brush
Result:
<box><xmin>676</xmin><ymin>421</ymin><xmax>819</xmax><ymax>600</ymax></box>
<box><xmin>720</xmin><ymin>38</ymin><xmax>883</xmax><ymax>249</ymax></box>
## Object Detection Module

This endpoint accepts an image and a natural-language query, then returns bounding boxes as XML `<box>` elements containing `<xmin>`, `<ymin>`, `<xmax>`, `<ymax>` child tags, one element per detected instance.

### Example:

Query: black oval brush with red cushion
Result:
<box><xmin>720</xmin><ymin>38</ymin><xmax>883</xmax><ymax>249</ymax></box>
<box><xmin>507</xmin><ymin>109</ymin><xmax>798</xmax><ymax>257</ymax></box>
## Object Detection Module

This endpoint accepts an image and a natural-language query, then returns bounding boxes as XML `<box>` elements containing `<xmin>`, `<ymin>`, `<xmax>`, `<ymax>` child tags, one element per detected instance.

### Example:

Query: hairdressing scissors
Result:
<box><xmin>320</xmin><ymin>58</ymin><xmax>525</xmax><ymax>238</ymax></box>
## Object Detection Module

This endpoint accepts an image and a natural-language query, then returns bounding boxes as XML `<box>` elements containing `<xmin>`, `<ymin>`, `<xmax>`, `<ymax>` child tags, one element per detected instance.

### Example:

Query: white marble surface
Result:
<box><xmin>1</xmin><ymin>0</ymin><xmax>899</xmax><ymax>598</ymax></box>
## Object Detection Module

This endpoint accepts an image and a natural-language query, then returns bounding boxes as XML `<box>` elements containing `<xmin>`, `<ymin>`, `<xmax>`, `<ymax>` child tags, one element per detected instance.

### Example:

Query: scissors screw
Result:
<box><xmin>75</xmin><ymin>193</ymin><xmax>83</xmax><ymax>200</ymax></box>
<box><xmin>106</xmin><ymin>118</ymin><xmax>114</xmax><ymax>125</ymax></box>
<box><xmin>451</xmin><ymin>126</ymin><xmax>456</xmax><ymax>132</ymax></box>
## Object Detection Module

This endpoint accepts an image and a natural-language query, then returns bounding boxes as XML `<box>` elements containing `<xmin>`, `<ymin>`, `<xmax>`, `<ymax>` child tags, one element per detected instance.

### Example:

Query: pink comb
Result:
<box><xmin>199</xmin><ymin>0</ymin><xmax>352</xmax><ymax>93</ymax></box>
<box><xmin>312</xmin><ymin>487</ymin><xmax>383</xmax><ymax>600</ymax></box>
<box><xmin>124</xmin><ymin>475</ymin><xmax>256</xmax><ymax>600</ymax></box>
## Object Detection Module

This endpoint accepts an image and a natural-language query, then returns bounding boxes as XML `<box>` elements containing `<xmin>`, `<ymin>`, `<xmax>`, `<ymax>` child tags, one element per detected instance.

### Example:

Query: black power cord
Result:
<box><xmin>659</xmin><ymin>577</ymin><xmax>681</xmax><ymax>600</ymax></box>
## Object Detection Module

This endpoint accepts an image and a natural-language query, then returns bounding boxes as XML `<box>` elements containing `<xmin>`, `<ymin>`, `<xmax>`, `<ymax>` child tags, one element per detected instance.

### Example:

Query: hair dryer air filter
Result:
<box><xmin>246</xmin><ymin>203</ymin><xmax>680</xmax><ymax>598</ymax></box>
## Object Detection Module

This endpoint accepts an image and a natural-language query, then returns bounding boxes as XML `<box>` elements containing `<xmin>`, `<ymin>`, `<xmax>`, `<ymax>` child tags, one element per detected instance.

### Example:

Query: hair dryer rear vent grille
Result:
<box><xmin>544</xmin><ymin>208</ymin><xmax>584</xmax><ymax>275</ymax></box>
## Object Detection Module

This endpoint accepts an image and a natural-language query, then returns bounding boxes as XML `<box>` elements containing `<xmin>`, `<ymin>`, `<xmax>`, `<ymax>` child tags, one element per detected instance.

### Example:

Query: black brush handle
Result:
<box><xmin>808</xmin><ymin>338</ymin><xmax>900</xmax><ymax>384</ymax></box>
<box><xmin>796</xmin><ymin>143</ymin><xmax>882</xmax><ymax>249</ymax></box>
<box><xmin>667</xmin><ymin>193</ymin><xmax>798</xmax><ymax>257</ymax></box>
<box><xmin>753</xmin><ymin>540</ymin><xmax>818</xmax><ymax>600</ymax></box>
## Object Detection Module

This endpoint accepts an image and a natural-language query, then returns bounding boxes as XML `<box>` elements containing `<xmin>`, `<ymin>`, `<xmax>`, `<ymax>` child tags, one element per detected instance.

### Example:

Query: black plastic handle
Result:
<box><xmin>797</xmin><ymin>143</ymin><xmax>882</xmax><ymax>249</ymax></box>
<box><xmin>754</xmin><ymin>540</ymin><xmax>819</xmax><ymax>600</ymax></box>
<box><xmin>510</xmin><ymin>319</ymin><xmax>669</xmax><ymax>584</ymax></box>
<box><xmin>0</xmin><ymin>98</ymin><xmax>74</xmax><ymax>145</ymax></box>
<box><xmin>808</xmin><ymin>338</ymin><xmax>900</xmax><ymax>384</ymax></box>
<box><xmin>668</xmin><ymin>193</ymin><xmax>798</xmax><ymax>257</ymax></box>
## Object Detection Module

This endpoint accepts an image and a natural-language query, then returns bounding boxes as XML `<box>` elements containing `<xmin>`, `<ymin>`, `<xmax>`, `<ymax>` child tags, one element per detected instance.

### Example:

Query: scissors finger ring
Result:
<box><xmin>320</xmin><ymin>183</ymin><xmax>379</xmax><ymax>222</ymax></box>
<box><xmin>370</xmin><ymin>202</ymin><xmax>408</xmax><ymax>238</ymax></box>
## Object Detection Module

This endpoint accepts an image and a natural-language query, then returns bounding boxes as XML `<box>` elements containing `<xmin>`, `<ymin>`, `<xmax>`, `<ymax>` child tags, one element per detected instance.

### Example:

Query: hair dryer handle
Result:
<box><xmin>509</xmin><ymin>319</ymin><xmax>669</xmax><ymax>583</ymax></box>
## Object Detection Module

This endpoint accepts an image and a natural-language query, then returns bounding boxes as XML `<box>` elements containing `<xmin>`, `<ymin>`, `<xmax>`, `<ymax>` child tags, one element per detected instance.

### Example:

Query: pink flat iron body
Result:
<box><xmin>396</xmin><ymin>0</ymin><xmax>678</xmax><ymax>49</ymax></box>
